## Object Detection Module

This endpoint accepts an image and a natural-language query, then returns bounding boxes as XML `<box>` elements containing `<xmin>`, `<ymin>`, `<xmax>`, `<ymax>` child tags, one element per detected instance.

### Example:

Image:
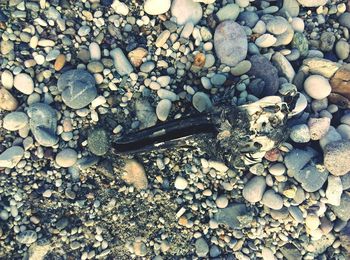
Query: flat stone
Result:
<box><xmin>171</xmin><ymin>0</ymin><xmax>202</xmax><ymax>25</ymax></box>
<box><xmin>135</xmin><ymin>99</ymin><xmax>157</xmax><ymax>129</ymax></box>
<box><xmin>273</xmin><ymin>24</ymin><xmax>294</xmax><ymax>47</ymax></box>
<box><xmin>144</xmin><ymin>0</ymin><xmax>171</xmax><ymax>15</ymax></box>
<box><xmin>27</xmin><ymin>103</ymin><xmax>58</xmax><ymax>147</ymax></box>
<box><xmin>294</xmin><ymin>164</ymin><xmax>328</xmax><ymax>192</ymax></box>
<box><xmin>156</xmin><ymin>99</ymin><xmax>172</xmax><ymax>121</ymax></box>
<box><xmin>213</xmin><ymin>204</ymin><xmax>249</xmax><ymax>229</ymax></box>
<box><xmin>88</xmin><ymin>128</ymin><xmax>110</xmax><ymax>156</ymax></box>
<box><xmin>261</xmin><ymin>189</ymin><xmax>284</xmax><ymax>210</ymax></box>
<box><xmin>0</xmin><ymin>146</ymin><xmax>24</xmax><ymax>168</ymax></box>
<box><xmin>303</xmin><ymin>58</ymin><xmax>341</xmax><ymax>78</ymax></box>
<box><xmin>330</xmin><ymin>64</ymin><xmax>350</xmax><ymax>100</ymax></box>
<box><xmin>3</xmin><ymin>112</ymin><xmax>28</xmax><ymax>131</ymax></box>
<box><xmin>192</xmin><ymin>92</ymin><xmax>212</xmax><ymax>112</ymax></box>
<box><xmin>242</xmin><ymin>176</ymin><xmax>266</xmax><ymax>203</ymax></box>
<box><xmin>56</xmin><ymin>148</ymin><xmax>78</xmax><ymax>168</ymax></box>
<box><xmin>110</xmin><ymin>48</ymin><xmax>133</xmax><ymax>76</ymax></box>
<box><xmin>255</xmin><ymin>34</ymin><xmax>277</xmax><ymax>48</ymax></box>
<box><xmin>13</xmin><ymin>73</ymin><xmax>34</xmax><ymax>95</ymax></box>
<box><xmin>326</xmin><ymin>175</ymin><xmax>343</xmax><ymax>206</ymax></box>
<box><xmin>214</xmin><ymin>21</ymin><xmax>248</xmax><ymax>67</ymax></box>
<box><xmin>297</xmin><ymin>0</ymin><xmax>327</xmax><ymax>7</ymax></box>
<box><xmin>122</xmin><ymin>159</ymin><xmax>148</xmax><ymax>190</ymax></box>
<box><xmin>57</xmin><ymin>69</ymin><xmax>97</xmax><ymax>109</ymax></box>
<box><xmin>272</xmin><ymin>52</ymin><xmax>295</xmax><ymax>82</ymax></box>
<box><xmin>268</xmin><ymin>163</ymin><xmax>286</xmax><ymax>176</ymax></box>
<box><xmin>216</xmin><ymin>3</ymin><xmax>240</xmax><ymax>21</ymax></box>
<box><xmin>324</xmin><ymin>140</ymin><xmax>350</xmax><ymax>176</ymax></box>
<box><xmin>195</xmin><ymin>238</ymin><xmax>209</xmax><ymax>257</ymax></box>
<box><xmin>284</xmin><ymin>147</ymin><xmax>317</xmax><ymax>176</ymax></box>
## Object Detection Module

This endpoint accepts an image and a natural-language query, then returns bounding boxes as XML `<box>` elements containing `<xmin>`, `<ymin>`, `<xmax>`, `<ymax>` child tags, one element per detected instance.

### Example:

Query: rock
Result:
<box><xmin>280</xmin><ymin>243</ymin><xmax>302</xmax><ymax>260</ymax></box>
<box><xmin>281</xmin><ymin>0</ymin><xmax>300</xmax><ymax>17</ymax></box>
<box><xmin>133</xmin><ymin>240</ymin><xmax>147</xmax><ymax>256</ymax></box>
<box><xmin>56</xmin><ymin>149</ymin><xmax>78</xmax><ymax>168</ymax></box>
<box><xmin>284</xmin><ymin>147</ymin><xmax>317</xmax><ymax>176</ymax></box>
<box><xmin>320</xmin><ymin>31</ymin><xmax>336</xmax><ymax>52</ymax></box>
<box><xmin>111</xmin><ymin>0</ymin><xmax>129</xmax><ymax>15</ymax></box>
<box><xmin>0</xmin><ymin>146</ymin><xmax>24</xmax><ymax>168</ymax></box>
<box><xmin>140</xmin><ymin>61</ymin><xmax>155</xmax><ymax>73</ymax></box>
<box><xmin>338</xmin><ymin>124</ymin><xmax>350</xmax><ymax>140</ymax></box>
<box><xmin>324</xmin><ymin>140</ymin><xmax>350</xmax><ymax>176</ymax></box>
<box><xmin>1</xmin><ymin>40</ymin><xmax>14</xmax><ymax>55</ymax></box>
<box><xmin>174</xmin><ymin>176</ymin><xmax>188</xmax><ymax>190</ymax></box>
<box><xmin>144</xmin><ymin>0</ymin><xmax>171</xmax><ymax>15</ymax></box>
<box><xmin>305</xmin><ymin>214</ymin><xmax>320</xmax><ymax>230</ymax></box>
<box><xmin>308</xmin><ymin>117</ymin><xmax>330</xmax><ymax>140</ymax></box>
<box><xmin>110</xmin><ymin>48</ymin><xmax>133</xmax><ymax>76</ymax></box>
<box><xmin>27</xmin><ymin>239</ymin><xmax>52</xmax><ymax>260</ymax></box>
<box><xmin>135</xmin><ymin>99</ymin><xmax>157</xmax><ymax>129</ymax></box>
<box><xmin>326</xmin><ymin>175</ymin><xmax>343</xmax><ymax>206</ymax></box>
<box><xmin>122</xmin><ymin>159</ymin><xmax>148</xmax><ymax>190</ymax></box>
<box><xmin>272</xmin><ymin>52</ymin><xmax>295</xmax><ymax>82</ymax></box>
<box><xmin>339</xmin><ymin>12</ymin><xmax>350</xmax><ymax>29</ymax></box>
<box><xmin>216</xmin><ymin>4</ymin><xmax>240</xmax><ymax>21</ymax></box>
<box><xmin>156</xmin><ymin>99</ymin><xmax>172</xmax><ymax>121</ymax></box>
<box><xmin>273</xmin><ymin>24</ymin><xmax>294</xmax><ymax>47</ymax></box>
<box><xmin>230</xmin><ymin>60</ymin><xmax>252</xmax><ymax>76</ymax></box>
<box><xmin>157</xmin><ymin>89</ymin><xmax>177</xmax><ymax>101</ymax></box>
<box><xmin>303</xmin><ymin>58</ymin><xmax>341</xmax><ymax>78</ymax></box>
<box><xmin>27</xmin><ymin>103</ymin><xmax>58</xmax><ymax>147</ymax></box>
<box><xmin>248</xmin><ymin>55</ymin><xmax>279</xmax><ymax>95</ymax></box>
<box><xmin>87</xmin><ymin>61</ymin><xmax>103</xmax><ymax>73</ymax></box>
<box><xmin>330</xmin><ymin>191</ymin><xmax>350</xmax><ymax>221</ymax></box>
<box><xmin>213</xmin><ymin>204</ymin><xmax>249</xmax><ymax>229</ymax></box>
<box><xmin>192</xmin><ymin>92</ymin><xmax>212</xmax><ymax>112</ymax></box>
<box><xmin>291</xmin><ymin>32</ymin><xmax>309</xmax><ymax>57</ymax></box>
<box><xmin>1</xmin><ymin>70</ymin><xmax>13</xmax><ymax>89</ymax></box>
<box><xmin>291</xmin><ymin>17</ymin><xmax>305</xmax><ymax>33</ymax></box>
<box><xmin>242</xmin><ymin>176</ymin><xmax>266</xmax><ymax>203</ymax></box>
<box><xmin>290</xmin><ymin>124</ymin><xmax>310</xmax><ymax>143</ymax></box>
<box><xmin>252</xmin><ymin>20</ymin><xmax>266</xmax><ymax>34</ymax></box>
<box><xmin>13</xmin><ymin>73</ymin><xmax>34</xmax><ymax>95</ymax></box>
<box><xmin>171</xmin><ymin>0</ymin><xmax>202</xmax><ymax>25</ymax></box>
<box><xmin>296</xmin><ymin>0</ymin><xmax>327</xmax><ymax>7</ymax></box>
<box><xmin>330</xmin><ymin>64</ymin><xmax>350</xmax><ymax>100</ymax></box>
<box><xmin>261</xmin><ymin>247</ymin><xmax>275</xmax><ymax>260</ymax></box>
<box><xmin>335</xmin><ymin>40</ymin><xmax>349</xmax><ymax>60</ymax></box>
<box><xmin>16</xmin><ymin>230</ymin><xmax>37</xmax><ymax>245</ymax></box>
<box><xmin>266</xmin><ymin>17</ymin><xmax>289</xmax><ymax>35</ymax></box>
<box><xmin>0</xmin><ymin>88</ymin><xmax>18</xmax><ymax>111</ymax></box>
<box><xmin>209</xmin><ymin>245</ymin><xmax>221</xmax><ymax>258</ymax></box>
<box><xmin>237</xmin><ymin>11</ymin><xmax>259</xmax><ymax>28</ymax></box>
<box><xmin>304</xmin><ymin>75</ymin><xmax>331</xmax><ymax>100</ymax></box>
<box><xmin>255</xmin><ymin>34</ymin><xmax>277</xmax><ymax>48</ymax></box>
<box><xmin>89</xmin><ymin>42</ymin><xmax>101</xmax><ymax>60</ymax></box>
<box><xmin>3</xmin><ymin>112</ymin><xmax>28</xmax><ymax>131</ymax></box>
<box><xmin>128</xmin><ymin>47</ymin><xmax>148</xmax><ymax>67</ymax></box>
<box><xmin>268</xmin><ymin>163</ymin><xmax>286</xmax><ymax>176</ymax></box>
<box><xmin>54</xmin><ymin>54</ymin><xmax>66</xmax><ymax>71</ymax></box>
<box><xmin>320</xmin><ymin>126</ymin><xmax>342</xmax><ymax>150</ymax></box>
<box><xmin>88</xmin><ymin>128</ymin><xmax>110</xmax><ymax>156</ymax></box>
<box><xmin>155</xmin><ymin>30</ymin><xmax>170</xmax><ymax>48</ymax></box>
<box><xmin>306</xmin><ymin>233</ymin><xmax>335</xmax><ymax>255</ymax></box>
<box><xmin>262</xmin><ymin>190</ymin><xmax>284</xmax><ymax>210</ymax></box>
<box><xmin>293</xmin><ymin>164</ymin><xmax>328</xmax><ymax>192</ymax></box>
<box><xmin>214</xmin><ymin>21</ymin><xmax>248</xmax><ymax>67</ymax></box>
<box><xmin>195</xmin><ymin>238</ymin><xmax>209</xmax><ymax>257</ymax></box>
<box><xmin>216</xmin><ymin>195</ymin><xmax>228</xmax><ymax>209</ymax></box>
<box><xmin>57</xmin><ymin>69</ymin><xmax>97</xmax><ymax>109</ymax></box>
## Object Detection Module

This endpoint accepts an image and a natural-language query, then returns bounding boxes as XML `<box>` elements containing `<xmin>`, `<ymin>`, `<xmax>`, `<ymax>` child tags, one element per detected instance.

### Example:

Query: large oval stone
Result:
<box><xmin>214</xmin><ymin>21</ymin><xmax>248</xmax><ymax>67</ymax></box>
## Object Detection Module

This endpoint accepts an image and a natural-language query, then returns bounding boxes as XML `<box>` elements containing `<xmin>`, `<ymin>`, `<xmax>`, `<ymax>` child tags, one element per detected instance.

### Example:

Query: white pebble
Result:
<box><xmin>13</xmin><ymin>73</ymin><xmax>34</xmax><ymax>95</ymax></box>
<box><xmin>174</xmin><ymin>176</ymin><xmax>188</xmax><ymax>190</ymax></box>
<box><xmin>304</xmin><ymin>75</ymin><xmax>331</xmax><ymax>100</ymax></box>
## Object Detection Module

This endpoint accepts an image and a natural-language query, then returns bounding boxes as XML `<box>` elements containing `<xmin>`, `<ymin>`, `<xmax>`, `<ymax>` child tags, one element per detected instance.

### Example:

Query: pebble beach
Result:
<box><xmin>0</xmin><ymin>0</ymin><xmax>350</xmax><ymax>259</ymax></box>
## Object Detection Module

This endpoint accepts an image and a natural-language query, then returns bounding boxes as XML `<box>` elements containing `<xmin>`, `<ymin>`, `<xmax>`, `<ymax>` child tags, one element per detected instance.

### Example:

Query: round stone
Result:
<box><xmin>242</xmin><ymin>176</ymin><xmax>266</xmax><ymax>203</ymax></box>
<box><xmin>13</xmin><ymin>73</ymin><xmax>34</xmax><ymax>95</ymax></box>
<box><xmin>266</xmin><ymin>17</ymin><xmax>289</xmax><ymax>35</ymax></box>
<box><xmin>57</xmin><ymin>69</ymin><xmax>97</xmax><ymax>109</ymax></box>
<box><xmin>335</xmin><ymin>40</ymin><xmax>350</xmax><ymax>60</ymax></box>
<box><xmin>216</xmin><ymin>195</ymin><xmax>228</xmax><ymax>208</ymax></box>
<box><xmin>156</xmin><ymin>99</ymin><xmax>172</xmax><ymax>121</ymax></box>
<box><xmin>144</xmin><ymin>0</ymin><xmax>171</xmax><ymax>15</ymax></box>
<box><xmin>55</xmin><ymin>149</ymin><xmax>77</xmax><ymax>168</ymax></box>
<box><xmin>304</xmin><ymin>75</ymin><xmax>331</xmax><ymax>100</ymax></box>
<box><xmin>268</xmin><ymin>163</ymin><xmax>286</xmax><ymax>176</ymax></box>
<box><xmin>290</xmin><ymin>124</ymin><xmax>311</xmax><ymax>143</ymax></box>
<box><xmin>255</xmin><ymin>34</ymin><xmax>277</xmax><ymax>48</ymax></box>
<box><xmin>261</xmin><ymin>190</ymin><xmax>284</xmax><ymax>210</ymax></box>
<box><xmin>1</xmin><ymin>70</ymin><xmax>13</xmax><ymax>89</ymax></box>
<box><xmin>324</xmin><ymin>140</ymin><xmax>350</xmax><ymax>176</ymax></box>
<box><xmin>214</xmin><ymin>21</ymin><xmax>248</xmax><ymax>67</ymax></box>
<box><xmin>195</xmin><ymin>238</ymin><xmax>209</xmax><ymax>257</ymax></box>
<box><xmin>88</xmin><ymin>128</ymin><xmax>110</xmax><ymax>156</ymax></box>
<box><xmin>305</xmin><ymin>215</ymin><xmax>320</xmax><ymax>230</ymax></box>
<box><xmin>3</xmin><ymin>112</ymin><xmax>28</xmax><ymax>131</ymax></box>
<box><xmin>171</xmin><ymin>0</ymin><xmax>202</xmax><ymax>25</ymax></box>
<box><xmin>192</xmin><ymin>92</ymin><xmax>212</xmax><ymax>112</ymax></box>
<box><xmin>174</xmin><ymin>176</ymin><xmax>188</xmax><ymax>190</ymax></box>
<box><xmin>308</xmin><ymin>117</ymin><xmax>331</xmax><ymax>140</ymax></box>
<box><xmin>89</xmin><ymin>42</ymin><xmax>101</xmax><ymax>60</ymax></box>
<box><xmin>216</xmin><ymin>4</ymin><xmax>240</xmax><ymax>22</ymax></box>
<box><xmin>339</xmin><ymin>12</ymin><xmax>350</xmax><ymax>29</ymax></box>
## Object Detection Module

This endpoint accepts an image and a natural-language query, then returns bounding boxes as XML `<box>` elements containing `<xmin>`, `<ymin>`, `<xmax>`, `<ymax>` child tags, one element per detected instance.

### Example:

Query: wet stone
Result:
<box><xmin>57</xmin><ymin>69</ymin><xmax>97</xmax><ymax>109</ymax></box>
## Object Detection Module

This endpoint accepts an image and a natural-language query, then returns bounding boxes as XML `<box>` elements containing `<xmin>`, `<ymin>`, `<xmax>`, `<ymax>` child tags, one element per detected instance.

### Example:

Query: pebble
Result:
<box><xmin>56</xmin><ymin>148</ymin><xmax>78</xmax><ymax>168</ymax></box>
<box><xmin>3</xmin><ymin>112</ymin><xmax>28</xmax><ymax>131</ymax></box>
<box><xmin>291</xmin><ymin>18</ymin><xmax>305</xmax><ymax>33</ymax></box>
<box><xmin>156</xmin><ymin>99</ymin><xmax>172</xmax><ymax>121</ymax></box>
<box><xmin>214</xmin><ymin>21</ymin><xmax>248</xmax><ymax>67</ymax></box>
<box><xmin>339</xmin><ymin>12</ymin><xmax>350</xmax><ymax>29</ymax></box>
<box><xmin>237</xmin><ymin>11</ymin><xmax>259</xmax><ymax>28</ymax></box>
<box><xmin>242</xmin><ymin>176</ymin><xmax>266</xmax><ymax>203</ymax></box>
<box><xmin>111</xmin><ymin>0</ymin><xmax>129</xmax><ymax>15</ymax></box>
<box><xmin>294</xmin><ymin>164</ymin><xmax>329</xmax><ymax>192</ymax></box>
<box><xmin>16</xmin><ymin>230</ymin><xmax>37</xmax><ymax>245</ymax></box>
<box><xmin>195</xmin><ymin>238</ymin><xmax>209</xmax><ymax>257</ymax></box>
<box><xmin>110</xmin><ymin>48</ymin><xmax>133</xmax><ymax>76</ymax></box>
<box><xmin>216</xmin><ymin>195</ymin><xmax>228</xmax><ymax>209</ymax></box>
<box><xmin>320</xmin><ymin>126</ymin><xmax>342</xmax><ymax>151</ymax></box>
<box><xmin>0</xmin><ymin>88</ymin><xmax>18</xmax><ymax>111</ymax></box>
<box><xmin>261</xmin><ymin>190</ymin><xmax>284</xmax><ymax>210</ymax></box>
<box><xmin>1</xmin><ymin>70</ymin><xmax>14</xmax><ymax>89</ymax></box>
<box><xmin>135</xmin><ymin>99</ymin><xmax>157</xmax><ymax>128</ymax></box>
<box><xmin>330</xmin><ymin>192</ymin><xmax>350</xmax><ymax>221</ymax></box>
<box><xmin>272</xmin><ymin>52</ymin><xmax>295</xmax><ymax>82</ymax></box>
<box><xmin>266</xmin><ymin>17</ymin><xmax>289</xmax><ymax>35</ymax></box>
<box><xmin>324</xmin><ymin>140</ymin><xmax>350</xmax><ymax>176</ymax></box>
<box><xmin>268</xmin><ymin>163</ymin><xmax>286</xmax><ymax>176</ymax></box>
<box><xmin>308</xmin><ymin>117</ymin><xmax>330</xmax><ymax>140</ymax></box>
<box><xmin>261</xmin><ymin>247</ymin><xmax>275</xmax><ymax>260</ymax></box>
<box><xmin>155</xmin><ymin>30</ymin><xmax>170</xmax><ymax>48</ymax></box>
<box><xmin>27</xmin><ymin>103</ymin><xmax>58</xmax><ymax>147</ymax></box>
<box><xmin>13</xmin><ymin>73</ymin><xmax>34</xmax><ymax>95</ymax></box>
<box><xmin>1</xmin><ymin>40</ymin><xmax>14</xmax><ymax>55</ymax></box>
<box><xmin>282</xmin><ymin>0</ymin><xmax>300</xmax><ymax>17</ymax></box>
<box><xmin>253</xmin><ymin>20</ymin><xmax>266</xmax><ymax>34</ymax></box>
<box><xmin>192</xmin><ymin>92</ymin><xmax>212</xmax><ymax>112</ymax></box>
<box><xmin>216</xmin><ymin>4</ymin><xmax>240</xmax><ymax>22</ymax></box>
<box><xmin>171</xmin><ymin>0</ymin><xmax>202</xmax><ymax>25</ymax></box>
<box><xmin>122</xmin><ymin>160</ymin><xmax>148</xmax><ymax>190</ymax></box>
<box><xmin>157</xmin><ymin>89</ymin><xmax>177</xmax><ymax>101</ymax></box>
<box><xmin>133</xmin><ymin>240</ymin><xmax>147</xmax><ymax>256</ymax></box>
<box><xmin>57</xmin><ymin>69</ymin><xmax>97</xmax><ymax>109</ymax></box>
<box><xmin>140</xmin><ymin>61</ymin><xmax>155</xmax><ymax>73</ymax></box>
<box><xmin>326</xmin><ymin>176</ymin><xmax>343</xmax><ymax>206</ymax></box>
<box><xmin>305</xmin><ymin>215</ymin><xmax>321</xmax><ymax>230</ymax></box>
<box><xmin>255</xmin><ymin>34</ymin><xmax>277</xmax><ymax>48</ymax></box>
<box><xmin>144</xmin><ymin>0</ymin><xmax>171</xmax><ymax>15</ymax></box>
<box><xmin>174</xmin><ymin>176</ymin><xmax>188</xmax><ymax>190</ymax></box>
<box><xmin>304</xmin><ymin>75</ymin><xmax>331</xmax><ymax>100</ymax></box>
<box><xmin>297</xmin><ymin>0</ymin><xmax>327</xmax><ymax>7</ymax></box>
<box><xmin>0</xmin><ymin>146</ymin><xmax>24</xmax><ymax>168</ymax></box>
<box><xmin>89</xmin><ymin>42</ymin><xmax>101</xmax><ymax>60</ymax></box>
<box><xmin>54</xmin><ymin>54</ymin><xmax>66</xmax><ymax>71</ymax></box>
<box><xmin>88</xmin><ymin>128</ymin><xmax>110</xmax><ymax>156</ymax></box>
<box><xmin>303</xmin><ymin>58</ymin><xmax>341</xmax><ymax>79</ymax></box>
<box><xmin>335</xmin><ymin>40</ymin><xmax>349</xmax><ymax>60</ymax></box>
<box><xmin>128</xmin><ymin>47</ymin><xmax>148</xmax><ymax>67</ymax></box>
<box><xmin>290</xmin><ymin>124</ymin><xmax>310</xmax><ymax>143</ymax></box>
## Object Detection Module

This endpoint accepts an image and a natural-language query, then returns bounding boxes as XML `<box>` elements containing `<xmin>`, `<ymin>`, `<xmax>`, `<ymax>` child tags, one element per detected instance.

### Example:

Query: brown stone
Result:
<box><xmin>122</xmin><ymin>159</ymin><xmax>148</xmax><ymax>190</ymax></box>
<box><xmin>193</xmin><ymin>53</ymin><xmax>206</xmax><ymax>67</ymax></box>
<box><xmin>0</xmin><ymin>88</ymin><xmax>18</xmax><ymax>111</ymax></box>
<box><xmin>330</xmin><ymin>64</ymin><xmax>350</xmax><ymax>100</ymax></box>
<box><xmin>54</xmin><ymin>54</ymin><xmax>66</xmax><ymax>71</ymax></box>
<box><xmin>328</xmin><ymin>93</ymin><xmax>350</xmax><ymax>109</ymax></box>
<box><xmin>128</xmin><ymin>47</ymin><xmax>148</xmax><ymax>67</ymax></box>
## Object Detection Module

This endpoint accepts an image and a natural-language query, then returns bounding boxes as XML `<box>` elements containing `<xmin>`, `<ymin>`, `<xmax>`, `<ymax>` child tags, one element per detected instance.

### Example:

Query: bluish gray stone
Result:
<box><xmin>27</xmin><ymin>103</ymin><xmax>58</xmax><ymax>147</ymax></box>
<box><xmin>294</xmin><ymin>164</ymin><xmax>328</xmax><ymax>192</ymax></box>
<box><xmin>57</xmin><ymin>69</ymin><xmax>97</xmax><ymax>109</ymax></box>
<box><xmin>284</xmin><ymin>147</ymin><xmax>317</xmax><ymax>177</ymax></box>
<box><xmin>237</xmin><ymin>11</ymin><xmax>259</xmax><ymax>28</ymax></box>
<box><xmin>16</xmin><ymin>230</ymin><xmax>37</xmax><ymax>244</ymax></box>
<box><xmin>214</xmin><ymin>204</ymin><xmax>250</xmax><ymax>229</ymax></box>
<box><xmin>88</xmin><ymin>128</ymin><xmax>110</xmax><ymax>156</ymax></box>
